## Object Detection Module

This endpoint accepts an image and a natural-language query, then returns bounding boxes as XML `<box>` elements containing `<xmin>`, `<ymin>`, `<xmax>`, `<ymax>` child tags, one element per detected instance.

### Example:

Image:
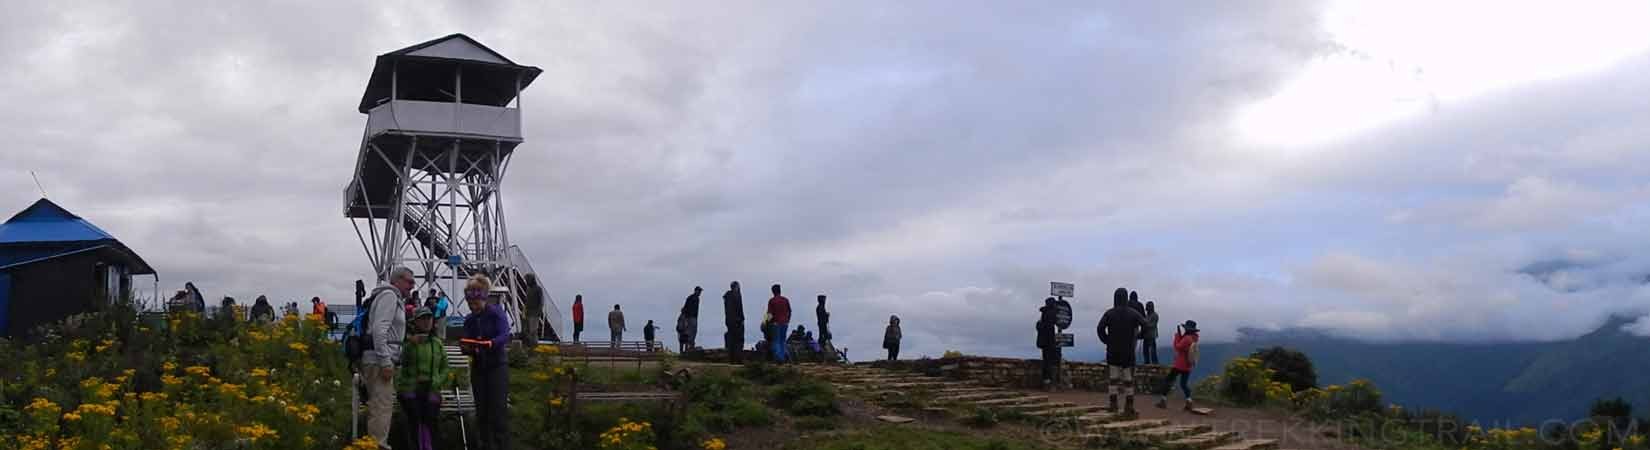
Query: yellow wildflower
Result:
<box><xmin>159</xmin><ymin>416</ymin><xmax>180</xmax><ymax>431</ymax></box>
<box><xmin>62</xmin><ymin>412</ymin><xmax>82</xmax><ymax>421</ymax></box>
<box><xmin>66</xmin><ymin>351</ymin><xmax>86</xmax><ymax>362</ymax></box>
<box><xmin>161</xmin><ymin>374</ymin><xmax>183</xmax><ymax>386</ymax></box>
<box><xmin>26</xmin><ymin>397</ymin><xmax>60</xmax><ymax>412</ymax></box>
<box><xmin>250</xmin><ymin>368</ymin><xmax>270</xmax><ymax>377</ymax></box>
<box><xmin>162</xmin><ymin>361</ymin><xmax>177</xmax><ymax>371</ymax></box>
<box><xmin>235</xmin><ymin>422</ymin><xmax>278</xmax><ymax>442</ymax></box>
<box><xmin>288</xmin><ymin>342</ymin><xmax>308</xmax><ymax>352</ymax></box>
<box><xmin>702</xmin><ymin>437</ymin><xmax>727</xmax><ymax>450</ymax></box>
<box><xmin>184</xmin><ymin>366</ymin><xmax>211</xmax><ymax>377</ymax></box>
<box><xmin>534</xmin><ymin>344</ymin><xmax>561</xmax><ymax>354</ymax></box>
<box><xmin>549</xmin><ymin>396</ymin><xmax>564</xmax><ymax>407</ymax></box>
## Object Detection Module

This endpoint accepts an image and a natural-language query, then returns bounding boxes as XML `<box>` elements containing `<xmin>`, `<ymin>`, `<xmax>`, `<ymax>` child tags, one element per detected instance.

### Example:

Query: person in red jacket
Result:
<box><xmin>1156</xmin><ymin>320</ymin><xmax>1200</xmax><ymax>410</ymax></box>
<box><xmin>766</xmin><ymin>284</ymin><xmax>792</xmax><ymax>363</ymax></box>
<box><xmin>572</xmin><ymin>295</ymin><xmax>585</xmax><ymax>342</ymax></box>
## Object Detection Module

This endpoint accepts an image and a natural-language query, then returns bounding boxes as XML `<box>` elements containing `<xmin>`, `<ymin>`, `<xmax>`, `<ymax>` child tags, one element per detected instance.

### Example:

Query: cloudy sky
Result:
<box><xmin>5</xmin><ymin>1</ymin><xmax>1650</xmax><ymax>360</ymax></box>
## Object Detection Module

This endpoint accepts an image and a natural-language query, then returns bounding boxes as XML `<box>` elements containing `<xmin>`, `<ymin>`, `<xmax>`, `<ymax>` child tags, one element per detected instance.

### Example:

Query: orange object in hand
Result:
<box><xmin>460</xmin><ymin>338</ymin><xmax>493</xmax><ymax>348</ymax></box>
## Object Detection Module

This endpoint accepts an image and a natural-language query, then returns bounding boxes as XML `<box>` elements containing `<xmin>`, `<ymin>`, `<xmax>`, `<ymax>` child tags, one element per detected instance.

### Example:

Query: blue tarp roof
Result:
<box><xmin>0</xmin><ymin>199</ymin><xmax>153</xmax><ymax>274</ymax></box>
<box><xmin>0</xmin><ymin>198</ymin><xmax>116</xmax><ymax>244</ymax></box>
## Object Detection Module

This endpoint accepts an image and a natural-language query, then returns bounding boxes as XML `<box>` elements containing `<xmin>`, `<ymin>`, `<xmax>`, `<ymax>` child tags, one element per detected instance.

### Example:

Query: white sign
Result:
<box><xmin>1056</xmin><ymin>333</ymin><xmax>1075</xmax><ymax>347</ymax></box>
<box><xmin>1050</xmin><ymin>282</ymin><xmax>1074</xmax><ymax>298</ymax></box>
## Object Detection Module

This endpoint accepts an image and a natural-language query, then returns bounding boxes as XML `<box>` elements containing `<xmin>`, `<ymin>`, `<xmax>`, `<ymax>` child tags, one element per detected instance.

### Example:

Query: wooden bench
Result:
<box><xmin>562</xmin><ymin>366</ymin><xmax>688</xmax><ymax>428</ymax></box>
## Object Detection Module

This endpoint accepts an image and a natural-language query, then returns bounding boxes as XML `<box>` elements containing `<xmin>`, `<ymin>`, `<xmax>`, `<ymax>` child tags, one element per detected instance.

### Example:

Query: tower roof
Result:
<box><xmin>0</xmin><ymin>198</ymin><xmax>154</xmax><ymax>274</ymax></box>
<box><xmin>358</xmin><ymin>34</ymin><xmax>543</xmax><ymax>113</ymax></box>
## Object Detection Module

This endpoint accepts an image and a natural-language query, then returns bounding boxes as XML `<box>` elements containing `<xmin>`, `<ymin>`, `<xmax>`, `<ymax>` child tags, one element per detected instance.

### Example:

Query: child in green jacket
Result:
<box><xmin>398</xmin><ymin>307</ymin><xmax>449</xmax><ymax>450</ymax></box>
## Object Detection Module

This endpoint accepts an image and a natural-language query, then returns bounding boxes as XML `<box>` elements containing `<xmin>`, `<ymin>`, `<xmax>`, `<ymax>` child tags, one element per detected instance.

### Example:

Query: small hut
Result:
<box><xmin>0</xmin><ymin>198</ymin><xmax>156</xmax><ymax>338</ymax></box>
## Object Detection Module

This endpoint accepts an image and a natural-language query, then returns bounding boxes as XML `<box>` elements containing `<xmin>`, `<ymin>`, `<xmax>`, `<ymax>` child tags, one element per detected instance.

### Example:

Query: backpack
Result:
<box><xmin>1187</xmin><ymin>341</ymin><xmax>1200</xmax><ymax>367</ymax></box>
<box><xmin>344</xmin><ymin>286</ymin><xmax>397</xmax><ymax>361</ymax></box>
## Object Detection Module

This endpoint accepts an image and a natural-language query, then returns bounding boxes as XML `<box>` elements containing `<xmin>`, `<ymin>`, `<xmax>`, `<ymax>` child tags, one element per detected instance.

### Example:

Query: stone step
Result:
<box><xmin>1165</xmin><ymin>431</ymin><xmax>1240</xmax><ymax>450</ymax></box>
<box><xmin>1075</xmin><ymin>412</ymin><xmax>1120</xmax><ymax>424</ymax></box>
<box><xmin>1001</xmin><ymin>401</ymin><xmax>1077</xmax><ymax>413</ymax></box>
<box><xmin>1092</xmin><ymin>418</ymin><xmax>1172</xmax><ymax>433</ymax></box>
<box><xmin>1131</xmin><ymin>424</ymin><xmax>1214</xmax><ymax>441</ymax></box>
<box><xmin>934</xmin><ymin>387</ymin><xmax>998</xmax><ymax>395</ymax></box>
<box><xmin>1209</xmin><ymin>439</ymin><xmax>1280</xmax><ymax>450</ymax></box>
<box><xmin>934</xmin><ymin>391</ymin><xmax>1017</xmax><ymax>403</ymax></box>
<box><xmin>970</xmin><ymin>395</ymin><xmax>1048</xmax><ymax>407</ymax></box>
<box><xmin>1027</xmin><ymin>404</ymin><xmax>1108</xmax><ymax>418</ymax></box>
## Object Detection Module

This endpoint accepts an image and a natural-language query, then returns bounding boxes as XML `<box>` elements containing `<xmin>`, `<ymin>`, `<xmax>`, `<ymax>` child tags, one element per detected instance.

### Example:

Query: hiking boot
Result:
<box><xmin>1106</xmin><ymin>395</ymin><xmax>1119</xmax><ymax>413</ymax></box>
<box><xmin>1183</xmin><ymin>399</ymin><xmax>1195</xmax><ymax>412</ymax></box>
<box><xmin>1123</xmin><ymin>396</ymin><xmax>1137</xmax><ymax>417</ymax></box>
<box><xmin>1155</xmin><ymin>397</ymin><xmax>1167</xmax><ymax>409</ymax></box>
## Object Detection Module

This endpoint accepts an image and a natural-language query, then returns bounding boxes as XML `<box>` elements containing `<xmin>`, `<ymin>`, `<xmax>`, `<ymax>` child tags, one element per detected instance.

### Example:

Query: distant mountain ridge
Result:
<box><xmin>1194</xmin><ymin>315</ymin><xmax>1650</xmax><ymax>425</ymax></box>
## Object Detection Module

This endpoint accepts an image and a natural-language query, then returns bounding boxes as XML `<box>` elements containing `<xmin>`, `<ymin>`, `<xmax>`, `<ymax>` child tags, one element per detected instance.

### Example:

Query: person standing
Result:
<box><xmin>250</xmin><ymin>295</ymin><xmax>276</xmax><ymax>324</ymax></box>
<box><xmin>608</xmin><ymin>304</ymin><xmax>626</xmax><ymax>350</ymax></box>
<box><xmin>815</xmin><ymin>295</ymin><xmax>831</xmax><ymax>345</ymax></box>
<box><xmin>1142</xmin><ymin>301</ymin><xmax>1161</xmax><ymax>365</ymax></box>
<box><xmin>882</xmin><ymin>315</ymin><xmax>902</xmax><ymax>361</ymax></box>
<box><xmin>766</xmin><ymin>284</ymin><xmax>792</xmax><ymax>363</ymax></box>
<box><xmin>572</xmin><ymin>295</ymin><xmax>586</xmax><ymax>343</ymax></box>
<box><xmin>1157</xmin><ymin>320</ymin><xmax>1201</xmax><ymax>411</ymax></box>
<box><xmin>678</xmin><ymin>287</ymin><xmax>701</xmax><ymax>352</ymax></box>
<box><xmin>364</xmin><ymin>267</ymin><xmax>414</xmax><ymax>447</ymax></box>
<box><xmin>723</xmin><ymin>282</ymin><xmax>745</xmax><ymax>363</ymax></box>
<box><xmin>522</xmin><ymin>274</ymin><xmax>545</xmax><ymax>347</ymax></box>
<box><xmin>311</xmin><ymin>297</ymin><xmax>328</xmax><ymax>321</ymax></box>
<box><xmin>462</xmin><ymin>274</ymin><xmax>512</xmax><ymax>450</ymax></box>
<box><xmin>1037</xmin><ymin>297</ymin><xmax>1061</xmax><ymax>390</ymax></box>
<box><xmin>424</xmin><ymin>290</ymin><xmax>450</xmax><ymax>341</ymax></box>
<box><xmin>398</xmin><ymin>307</ymin><xmax>448</xmax><ymax>450</ymax></box>
<box><xmin>644</xmin><ymin>320</ymin><xmax>658</xmax><ymax>352</ymax></box>
<box><xmin>1128</xmin><ymin>291</ymin><xmax>1146</xmax><ymax>362</ymax></box>
<box><xmin>1099</xmin><ymin>287</ymin><xmax>1148</xmax><ymax>417</ymax></box>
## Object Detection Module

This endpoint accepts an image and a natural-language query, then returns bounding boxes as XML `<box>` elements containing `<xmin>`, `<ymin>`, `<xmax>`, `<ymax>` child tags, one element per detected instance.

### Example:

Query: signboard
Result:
<box><xmin>1055</xmin><ymin>333</ymin><xmax>1075</xmax><ymax>347</ymax></box>
<box><xmin>1050</xmin><ymin>281</ymin><xmax>1075</xmax><ymax>298</ymax></box>
<box><xmin>1053</xmin><ymin>298</ymin><xmax>1073</xmax><ymax>330</ymax></box>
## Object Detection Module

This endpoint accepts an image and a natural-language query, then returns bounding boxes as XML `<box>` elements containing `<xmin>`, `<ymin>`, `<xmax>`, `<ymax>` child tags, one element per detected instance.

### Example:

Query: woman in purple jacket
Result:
<box><xmin>462</xmin><ymin>274</ymin><xmax>512</xmax><ymax>450</ymax></box>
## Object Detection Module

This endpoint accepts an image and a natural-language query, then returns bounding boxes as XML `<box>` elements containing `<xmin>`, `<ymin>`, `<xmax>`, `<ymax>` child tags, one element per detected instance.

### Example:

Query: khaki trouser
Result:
<box><xmin>1108</xmin><ymin>365</ymin><xmax>1136</xmax><ymax>396</ymax></box>
<box><xmin>362</xmin><ymin>363</ymin><xmax>397</xmax><ymax>447</ymax></box>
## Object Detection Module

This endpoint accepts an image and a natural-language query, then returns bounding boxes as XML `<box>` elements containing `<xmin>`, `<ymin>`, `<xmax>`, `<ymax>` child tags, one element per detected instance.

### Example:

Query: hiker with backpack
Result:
<box><xmin>1157</xmin><ymin>320</ymin><xmax>1201</xmax><ymax>411</ymax></box>
<box><xmin>462</xmin><ymin>274</ymin><xmax>512</xmax><ymax>450</ymax></box>
<box><xmin>1099</xmin><ymin>287</ymin><xmax>1148</xmax><ymax>417</ymax></box>
<box><xmin>678</xmin><ymin>286</ymin><xmax>702</xmax><ymax>352</ymax></box>
<box><xmin>361</xmin><ymin>267</ymin><xmax>414</xmax><ymax>447</ymax></box>
<box><xmin>398</xmin><ymin>306</ymin><xmax>448</xmax><ymax>450</ymax></box>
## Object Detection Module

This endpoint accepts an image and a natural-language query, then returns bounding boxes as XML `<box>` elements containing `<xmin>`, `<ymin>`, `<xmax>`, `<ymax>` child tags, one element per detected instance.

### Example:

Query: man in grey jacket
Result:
<box><xmin>364</xmin><ymin>267</ymin><xmax>413</xmax><ymax>448</ymax></box>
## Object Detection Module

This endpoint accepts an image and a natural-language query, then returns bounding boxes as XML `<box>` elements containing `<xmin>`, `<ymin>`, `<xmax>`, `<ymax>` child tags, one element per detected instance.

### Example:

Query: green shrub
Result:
<box><xmin>772</xmin><ymin>378</ymin><xmax>839</xmax><ymax>417</ymax></box>
<box><xmin>1218</xmin><ymin>358</ymin><xmax>1272</xmax><ymax>405</ymax></box>
<box><xmin>1327</xmin><ymin>379</ymin><xmax>1382</xmax><ymax>416</ymax></box>
<box><xmin>739</xmin><ymin>362</ymin><xmax>801</xmax><ymax>385</ymax></box>
<box><xmin>1248</xmin><ymin>346</ymin><xmax>1318</xmax><ymax>391</ymax></box>
<box><xmin>962</xmin><ymin>407</ymin><xmax>999</xmax><ymax>429</ymax></box>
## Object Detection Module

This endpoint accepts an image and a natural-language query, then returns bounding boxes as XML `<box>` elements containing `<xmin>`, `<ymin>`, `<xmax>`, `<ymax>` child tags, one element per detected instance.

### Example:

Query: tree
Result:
<box><xmin>1249</xmin><ymin>346</ymin><xmax>1318</xmax><ymax>392</ymax></box>
<box><xmin>1589</xmin><ymin>397</ymin><xmax>1634</xmax><ymax>448</ymax></box>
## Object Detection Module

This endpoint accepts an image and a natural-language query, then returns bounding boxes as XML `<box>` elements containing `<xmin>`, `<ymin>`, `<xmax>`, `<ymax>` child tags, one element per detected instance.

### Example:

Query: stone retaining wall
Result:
<box><xmin>865</xmin><ymin>356</ymin><xmax>1170</xmax><ymax>394</ymax></box>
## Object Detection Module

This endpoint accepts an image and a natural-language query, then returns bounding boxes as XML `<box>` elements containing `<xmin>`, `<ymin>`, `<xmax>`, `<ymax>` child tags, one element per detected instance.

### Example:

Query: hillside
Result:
<box><xmin>1193</xmin><ymin>316</ymin><xmax>1650</xmax><ymax>425</ymax></box>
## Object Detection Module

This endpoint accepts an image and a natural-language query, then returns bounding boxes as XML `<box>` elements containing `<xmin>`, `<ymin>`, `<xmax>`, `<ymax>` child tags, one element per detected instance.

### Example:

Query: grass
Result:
<box><xmin>781</xmin><ymin>426</ymin><xmax>1059</xmax><ymax>450</ymax></box>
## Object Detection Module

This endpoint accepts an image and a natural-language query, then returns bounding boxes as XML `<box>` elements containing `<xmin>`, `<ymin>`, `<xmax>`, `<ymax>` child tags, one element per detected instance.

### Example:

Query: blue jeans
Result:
<box><xmin>770</xmin><ymin>323</ymin><xmax>789</xmax><ymax>362</ymax></box>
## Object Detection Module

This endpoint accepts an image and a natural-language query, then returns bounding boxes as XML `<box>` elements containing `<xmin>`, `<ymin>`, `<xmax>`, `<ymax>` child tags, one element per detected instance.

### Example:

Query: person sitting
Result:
<box><xmin>805</xmin><ymin>331</ymin><xmax>821</xmax><ymax>354</ymax></box>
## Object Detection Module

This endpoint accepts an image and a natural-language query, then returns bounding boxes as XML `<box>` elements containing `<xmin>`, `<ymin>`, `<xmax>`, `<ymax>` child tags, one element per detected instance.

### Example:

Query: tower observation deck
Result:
<box><xmin>343</xmin><ymin>34</ymin><xmax>561</xmax><ymax>335</ymax></box>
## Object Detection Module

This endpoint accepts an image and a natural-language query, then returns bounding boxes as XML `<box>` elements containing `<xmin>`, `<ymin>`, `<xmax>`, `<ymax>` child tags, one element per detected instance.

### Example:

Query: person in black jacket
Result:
<box><xmin>1128</xmin><ymin>291</ymin><xmax>1146</xmax><ymax>361</ymax></box>
<box><xmin>678</xmin><ymin>287</ymin><xmax>701</xmax><ymax>352</ymax></box>
<box><xmin>816</xmin><ymin>294</ymin><xmax>831</xmax><ymax>345</ymax></box>
<box><xmin>643</xmin><ymin>320</ymin><xmax>658</xmax><ymax>352</ymax></box>
<box><xmin>723</xmin><ymin>281</ymin><xmax>745</xmax><ymax>363</ymax></box>
<box><xmin>1099</xmin><ymin>287</ymin><xmax>1147</xmax><ymax>416</ymax></box>
<box><xmin>1036</xmin><ymin>297</ymin><xmax>1060</xmax><ymax>390</ymax></box>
